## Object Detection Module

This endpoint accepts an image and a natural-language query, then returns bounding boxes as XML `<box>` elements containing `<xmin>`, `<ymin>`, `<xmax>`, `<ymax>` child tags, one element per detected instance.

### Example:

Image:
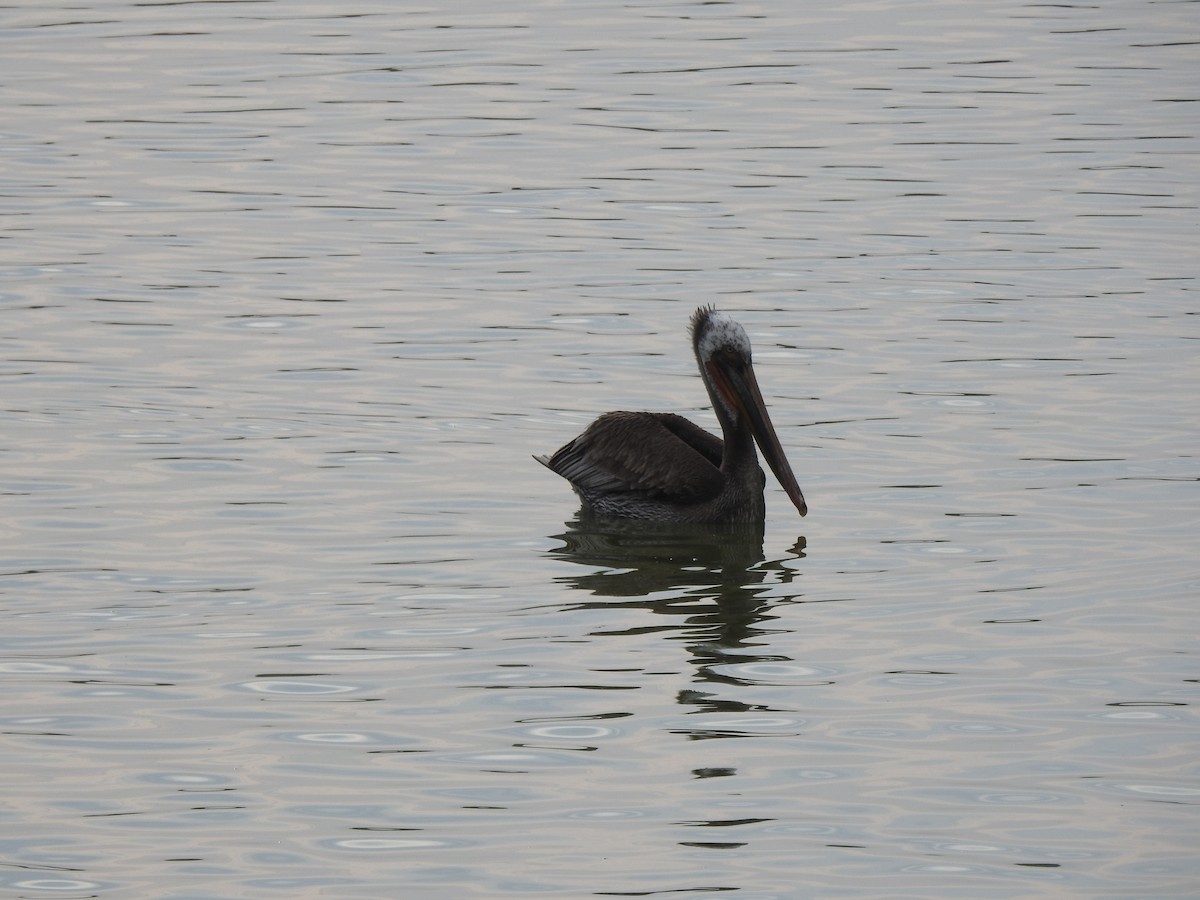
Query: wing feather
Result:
<box><xmin>538</xmin><ymin>411</ymin><xmax>724</xmax><ymax>504</ymax></box>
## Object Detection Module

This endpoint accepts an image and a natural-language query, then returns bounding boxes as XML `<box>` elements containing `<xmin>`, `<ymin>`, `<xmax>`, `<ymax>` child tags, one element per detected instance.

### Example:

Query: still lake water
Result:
<box><xmin>3</xmin><ymin>0</ymin><xmax>1197</xmax><ymax>897</ymax></box>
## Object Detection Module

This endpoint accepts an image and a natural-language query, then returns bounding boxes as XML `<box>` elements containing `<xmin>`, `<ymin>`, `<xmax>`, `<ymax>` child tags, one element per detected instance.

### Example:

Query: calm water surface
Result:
<box><xmin>3</xmin><ymin>0</ymin><xmax>1198</xmax><ymax>897</ymax></box>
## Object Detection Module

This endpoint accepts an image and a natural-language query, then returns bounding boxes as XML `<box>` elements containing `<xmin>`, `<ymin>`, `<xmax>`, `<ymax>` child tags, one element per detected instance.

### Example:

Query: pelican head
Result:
<box><xmin>690</xmin><ymin>306</ymin><xmax>807</xmax><ymax>517</ymax></box>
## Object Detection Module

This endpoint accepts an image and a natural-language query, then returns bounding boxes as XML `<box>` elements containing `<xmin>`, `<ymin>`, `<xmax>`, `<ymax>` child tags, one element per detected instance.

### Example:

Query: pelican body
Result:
<box><xmin>536</xmin><ymin>306</ymin><xmax>807</xmax><ymax>525</ymax></box>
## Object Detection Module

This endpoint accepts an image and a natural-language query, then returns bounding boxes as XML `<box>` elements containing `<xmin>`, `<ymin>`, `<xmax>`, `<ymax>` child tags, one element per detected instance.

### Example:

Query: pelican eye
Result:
<box><xmin>719</xmin><ymin>347</ymin><xmax>746</xmax><ymax>368</ymax></box>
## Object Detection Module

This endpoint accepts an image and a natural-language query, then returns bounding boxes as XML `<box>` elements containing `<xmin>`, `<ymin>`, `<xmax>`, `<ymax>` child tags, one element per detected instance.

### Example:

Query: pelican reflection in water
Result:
<box><xmin>536</xmin><ymin>306</ymin><xmax>807</xmax><ymax>525</ymax></box>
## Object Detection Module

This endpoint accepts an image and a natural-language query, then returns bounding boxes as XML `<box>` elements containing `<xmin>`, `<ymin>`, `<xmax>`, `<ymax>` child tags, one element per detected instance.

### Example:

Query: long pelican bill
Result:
<box><xmin>707</xmin><ymin>356</ymin><xmax>808</xmax><ymax>517</ymax></box>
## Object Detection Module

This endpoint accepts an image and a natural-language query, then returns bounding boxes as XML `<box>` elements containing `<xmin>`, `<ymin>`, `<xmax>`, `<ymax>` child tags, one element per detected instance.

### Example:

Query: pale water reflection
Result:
<box><xmin>3</xmin><ymin>0</ymin><xmax>1198</xmax><ymax>897</ymax></box>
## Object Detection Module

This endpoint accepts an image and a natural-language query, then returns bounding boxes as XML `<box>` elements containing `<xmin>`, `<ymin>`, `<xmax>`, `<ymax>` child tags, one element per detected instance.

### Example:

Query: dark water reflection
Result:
<box><xmin>548</xmin><ymin>515</ymin><xmax>801</xmax><ymax>597</ymax></box>
<box><xmin>548</xmin><ymin>516</ymin><xmax>810</xmax><ymax>701</ymax></box>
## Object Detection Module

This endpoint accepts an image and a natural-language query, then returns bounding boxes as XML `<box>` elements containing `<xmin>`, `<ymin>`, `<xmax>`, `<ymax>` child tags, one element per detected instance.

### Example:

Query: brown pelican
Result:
<box><xmin>536</xmin><ymin>306</ymin><xmax>807</xmax><ymax>524</ymax></box>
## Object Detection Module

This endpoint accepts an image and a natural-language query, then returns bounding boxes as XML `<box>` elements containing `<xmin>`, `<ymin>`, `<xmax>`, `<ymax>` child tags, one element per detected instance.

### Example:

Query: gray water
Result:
<box><xmin>3</xmin><ymin>1</ymin><xmax>1198</xmax><ymax>897</ymax></box>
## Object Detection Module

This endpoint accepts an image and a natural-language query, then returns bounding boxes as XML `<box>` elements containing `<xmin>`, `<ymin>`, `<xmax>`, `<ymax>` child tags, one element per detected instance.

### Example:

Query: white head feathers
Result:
<box><xmin>690</xmin><ymin>306</ymin><xmax>753</xmax><ymax>364</ymax></box>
